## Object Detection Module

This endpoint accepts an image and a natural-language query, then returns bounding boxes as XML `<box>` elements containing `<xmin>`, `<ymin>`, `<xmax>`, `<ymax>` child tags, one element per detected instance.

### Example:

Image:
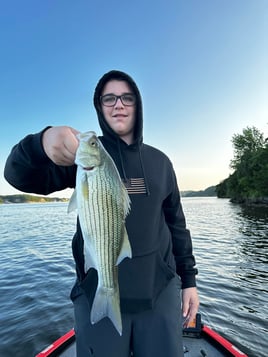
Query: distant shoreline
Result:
<box><xmin>181</xmin><ymin>186</ymin><xmax>216</xmax><ymax>197</ymax></box>
<box><xmin>0</xmin><ymin>186</ymin><xmax>217</xmax><ymax>204</ymax></box>
<box><xmin>0</xmin><ymin>194</ymin><xmax>69</xmax><ymax>204</ymax></box>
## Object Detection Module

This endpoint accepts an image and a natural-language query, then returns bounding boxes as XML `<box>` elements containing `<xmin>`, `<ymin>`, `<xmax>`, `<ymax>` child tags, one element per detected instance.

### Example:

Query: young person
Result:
<box><xmin>4</xmin><ymin>70</ymin><xmax>199</xmax><ymax>357</ymax></box>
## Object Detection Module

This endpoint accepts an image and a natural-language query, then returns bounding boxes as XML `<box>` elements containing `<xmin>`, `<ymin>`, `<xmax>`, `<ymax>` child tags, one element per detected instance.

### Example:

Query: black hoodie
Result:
<box><xmin>4</xmin><ymin>70</ymin><xmax>197</xmax><ymax>313</ymax></box>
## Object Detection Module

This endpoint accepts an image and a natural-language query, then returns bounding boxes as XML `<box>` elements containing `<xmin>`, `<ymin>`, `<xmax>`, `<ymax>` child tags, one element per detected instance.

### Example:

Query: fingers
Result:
<box><xmin>42</xmin><ymin>126</ymin><xmax>80</xmax><ymax>166</ymax></box>
<box><xmin>183</xmin><ymin>305</ymin><xmax>199</xmax><ymax>328</ymax></box>
<box><xmin>62</xmin><ymin>128</ymin><xmax>79</xmax><ymax>164</ymax></box>
<box><xmin>60</xmin><ymin>144</ymin><xmax>77</xmax><ymax>165</ymax></box>
<box><xmin>182</xmin><ymin>287</ymin><xmax>199</xmax><ymax>328</ymax></box>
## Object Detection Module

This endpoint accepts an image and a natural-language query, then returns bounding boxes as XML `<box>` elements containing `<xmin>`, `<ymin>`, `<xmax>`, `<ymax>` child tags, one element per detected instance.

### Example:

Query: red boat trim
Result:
<box><xmin>35</xmin><ymin>329</ymin><xmax>75</xmax><ymax>357</ymax></box>
<box><xmin>202</xmin><ymin>325</ymin><xmax>248</xmax><ymax>357</ymax></box>
<box><xmin>36</xmin><ymin>325</ymin><xmax>249</xmax><ymax>357</ymax></box>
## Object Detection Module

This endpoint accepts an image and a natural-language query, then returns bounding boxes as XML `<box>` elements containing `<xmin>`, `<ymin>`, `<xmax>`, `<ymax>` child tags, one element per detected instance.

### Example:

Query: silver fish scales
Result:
<box><xmin>68</xmin><ymin>131</ymin><xmax>131</xmax><ymax>335</ymax></box>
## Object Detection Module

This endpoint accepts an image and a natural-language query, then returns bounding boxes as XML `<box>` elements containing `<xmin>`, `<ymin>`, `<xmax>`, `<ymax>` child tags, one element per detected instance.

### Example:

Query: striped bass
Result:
<box><xmin>68</xmin><ymin>131</ymin><xmax>131</xmax><ymax>335</ymax></box>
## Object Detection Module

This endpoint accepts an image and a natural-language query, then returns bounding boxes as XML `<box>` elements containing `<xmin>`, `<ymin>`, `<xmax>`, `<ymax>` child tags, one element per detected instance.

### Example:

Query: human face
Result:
<box><xmin>101</xmin><ymin>80</ymin><xmax>136</xmax><ymax>144</ymax></box>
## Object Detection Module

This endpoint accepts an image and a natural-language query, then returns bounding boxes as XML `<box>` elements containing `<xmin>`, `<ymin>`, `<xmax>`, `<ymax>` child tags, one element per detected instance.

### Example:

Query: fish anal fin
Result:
<box><xmin>116</xmin><ymin>227</ymin><xmax>132</xmax><ymax>265</ymax></box>
<box><xmin>83</xmin><ymin>240</ymin><xmax>98</xmax><ymax>272</ymax></box>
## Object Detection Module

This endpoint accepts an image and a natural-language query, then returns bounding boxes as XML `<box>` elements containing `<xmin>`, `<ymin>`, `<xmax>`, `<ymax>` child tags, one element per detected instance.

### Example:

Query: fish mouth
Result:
<box><xmin>83</xmin><ymin>166</ymin><xmax>95</xmax><ymax>171</ymax></box>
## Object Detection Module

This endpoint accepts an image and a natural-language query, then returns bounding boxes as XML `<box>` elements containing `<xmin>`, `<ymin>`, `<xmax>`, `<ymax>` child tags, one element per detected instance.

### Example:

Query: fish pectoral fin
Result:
<box><xmin>91</xmin><ymin>286</ymin><xmax>122</xmax><ymax>336</ymax></box>
<box><xmin>67</xmin><ymin>189</ymin><xmax>77</xmax><ymax>213</ymax></box>
<box><xmin>116</xmin><ymin>227</ymin><xmax>132</xmax><ymax>265</ymax></box>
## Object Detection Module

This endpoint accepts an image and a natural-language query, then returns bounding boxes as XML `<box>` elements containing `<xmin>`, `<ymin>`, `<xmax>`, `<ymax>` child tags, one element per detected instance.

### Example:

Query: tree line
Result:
<box><xmin>216</xmin><ymin>126</ymin><xmax>268</xmax><ymax>204</ymax></box>
<box><xmin>0</xmin><ymin>194</ymin><xmax>68</xmax><ymax>204</ymax></box>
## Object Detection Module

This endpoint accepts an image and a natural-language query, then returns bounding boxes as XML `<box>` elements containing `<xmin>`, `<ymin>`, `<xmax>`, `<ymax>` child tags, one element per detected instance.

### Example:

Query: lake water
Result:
<box><xmin>0</xmin><ymin>198</ymin><xmax>267</xmax><ymax>357</ymax></box>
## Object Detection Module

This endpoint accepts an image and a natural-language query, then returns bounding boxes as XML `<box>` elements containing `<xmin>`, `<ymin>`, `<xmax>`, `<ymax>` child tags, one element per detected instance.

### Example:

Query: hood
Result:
<box><xmin>93</xmin><ymin>70</ymin><xmax>143</xmax><ymax>146</ymax></box>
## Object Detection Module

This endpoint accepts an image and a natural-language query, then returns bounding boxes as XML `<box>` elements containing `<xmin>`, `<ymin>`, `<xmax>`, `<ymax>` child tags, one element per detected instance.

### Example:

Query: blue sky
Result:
<box><xmin>1</xmin><ymin>0</ymin><xmax>267</xmax><ymax>197</ymax></box>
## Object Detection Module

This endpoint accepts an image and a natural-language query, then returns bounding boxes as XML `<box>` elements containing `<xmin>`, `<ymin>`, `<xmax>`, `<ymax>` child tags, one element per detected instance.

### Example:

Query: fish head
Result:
<box><xmin>75</xmin><ymin>131</ymin><xmax>102</xmax><ymax>171</ymax></box>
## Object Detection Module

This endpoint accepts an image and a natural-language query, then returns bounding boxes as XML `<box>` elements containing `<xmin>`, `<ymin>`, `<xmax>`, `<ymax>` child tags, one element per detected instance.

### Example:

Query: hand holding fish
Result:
<box><xmin>42</xmin><ymin>126</ymin><xmax>80</xmax><ymax>166</ymax></box>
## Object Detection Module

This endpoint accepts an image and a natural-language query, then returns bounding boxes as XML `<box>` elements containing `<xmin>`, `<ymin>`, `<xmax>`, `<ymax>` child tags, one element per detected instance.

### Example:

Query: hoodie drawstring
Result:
<box><xmin>139</xmin><ymin>146</ymin><xmax>150</xmax><ymax>196</ymax></box>
<box><xmin>117</xmin><ymin>139</ymin><xmax>130</xmax><ymax>187</ymax></box>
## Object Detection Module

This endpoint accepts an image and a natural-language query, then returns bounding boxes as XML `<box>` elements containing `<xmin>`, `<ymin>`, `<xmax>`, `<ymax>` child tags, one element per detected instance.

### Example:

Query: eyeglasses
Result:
<box><xmin>100</xmin><ymin>93</ymin><xmax>136</xmax><ymax>107</ymax></box>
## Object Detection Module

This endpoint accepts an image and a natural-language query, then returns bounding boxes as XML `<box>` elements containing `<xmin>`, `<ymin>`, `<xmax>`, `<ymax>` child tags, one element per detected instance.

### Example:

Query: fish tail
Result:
<box><xmin>91</xmin><ymin>285</ymin><xmax>122</xmax><ymax>336</ymax></box>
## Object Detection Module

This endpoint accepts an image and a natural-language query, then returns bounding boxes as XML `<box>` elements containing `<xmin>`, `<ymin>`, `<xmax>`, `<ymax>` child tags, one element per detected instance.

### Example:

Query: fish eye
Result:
<box><xmin>90</xmin><ymin>139</ymin><xmax>98</xmax><ymax>147</ymax></box>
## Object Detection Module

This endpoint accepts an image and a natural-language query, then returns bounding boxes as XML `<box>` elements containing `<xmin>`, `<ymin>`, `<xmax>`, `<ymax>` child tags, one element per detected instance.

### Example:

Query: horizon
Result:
<box><xmin>0</xmin><ymin>184</ymin><xmax>219</xmax><ymax>200</ymax></box>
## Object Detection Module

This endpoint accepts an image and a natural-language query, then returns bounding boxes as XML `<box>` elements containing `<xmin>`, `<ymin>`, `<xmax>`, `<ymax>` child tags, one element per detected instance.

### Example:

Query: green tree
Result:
<box><xmin>216</xmin><ymin>126</ymin><xmax>268</xmax><ymax>202</ymax></box>
<box><xmin>230</xmin><ymin>126</ymin><xmax>265</xmax><ymax>170</ymax></box>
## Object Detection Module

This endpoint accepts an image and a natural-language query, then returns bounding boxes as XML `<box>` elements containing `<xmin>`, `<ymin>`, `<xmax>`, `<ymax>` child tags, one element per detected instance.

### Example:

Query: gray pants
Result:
<box><xmin>73</xmin><ymin>276</ymin><xmax>184</xmax><ymax>357</ymax></box>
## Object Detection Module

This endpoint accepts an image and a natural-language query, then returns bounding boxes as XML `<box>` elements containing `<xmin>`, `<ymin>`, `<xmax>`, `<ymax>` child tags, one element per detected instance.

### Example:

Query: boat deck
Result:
<box><xmin>36</xmin><ymin>314</ymin><xmax>248</xmax><ymax>357</ymax></box>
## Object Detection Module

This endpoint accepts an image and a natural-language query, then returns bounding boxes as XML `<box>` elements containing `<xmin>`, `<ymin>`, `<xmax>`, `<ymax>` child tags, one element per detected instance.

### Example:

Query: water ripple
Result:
<box><xmin>0</xmin><ymin>199</ymin><xmax>267</xmax><ymax>357</ymax></box>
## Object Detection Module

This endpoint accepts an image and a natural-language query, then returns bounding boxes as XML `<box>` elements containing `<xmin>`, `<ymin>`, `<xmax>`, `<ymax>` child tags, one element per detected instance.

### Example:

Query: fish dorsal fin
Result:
<box><xmin>120</xmin><ymin>182</ymin><xmax>131</xmax><ymax>217</ymax></box>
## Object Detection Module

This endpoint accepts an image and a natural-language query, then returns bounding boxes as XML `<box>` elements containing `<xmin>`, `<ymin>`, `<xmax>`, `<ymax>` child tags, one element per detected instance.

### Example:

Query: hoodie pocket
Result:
<box><xmin>119</xmin><ymin>250</ymin><xmax>175</xmax><ymax>313</ymax></box>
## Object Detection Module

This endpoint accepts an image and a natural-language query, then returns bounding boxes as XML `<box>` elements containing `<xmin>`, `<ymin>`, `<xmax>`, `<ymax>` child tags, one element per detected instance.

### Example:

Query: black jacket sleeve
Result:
<box><xmin>4</xmin><ymin>128</ymin><xmax>76</xmax><ymax>195</ymax></box>
<box><xmin>163</xmin><ymin>167</ymin><xmax>198</xmax><ymax>289</ymax></box>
